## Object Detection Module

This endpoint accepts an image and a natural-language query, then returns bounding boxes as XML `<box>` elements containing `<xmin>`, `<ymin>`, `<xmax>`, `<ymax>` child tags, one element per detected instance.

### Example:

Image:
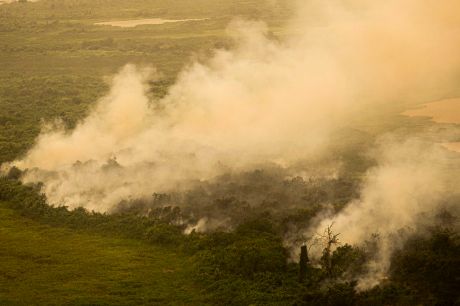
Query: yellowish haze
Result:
<box><xmin>4</xmin><ymin>0</ymin><xmax>460</xmax><ymax>288</ymax></box>
<box><xmin>306</xmin><ymin>138</ymin><xmax>459</xmax><ymax>289</ymax></box>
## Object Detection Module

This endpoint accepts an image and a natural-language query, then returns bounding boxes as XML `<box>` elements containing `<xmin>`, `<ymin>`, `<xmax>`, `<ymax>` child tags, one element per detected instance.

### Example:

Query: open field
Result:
<box><xmin>0</xmin><ymin>0</ymin><xmax>290</xmax><ymax>164</ymax></box>
<box><xmin>0</xmin><ymin>204</ymin><xmax>205</xmax><ymax>305</ymax></box>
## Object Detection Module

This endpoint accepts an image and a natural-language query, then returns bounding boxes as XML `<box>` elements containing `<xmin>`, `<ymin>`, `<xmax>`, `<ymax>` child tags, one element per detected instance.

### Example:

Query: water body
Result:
<box><xmin>403</xmin><ymin>98</ymin><xmax>460</xmax><ymax>124</ymax></box>
<box><xmin>0</xmin><ymin>0</ymin><xmax>39</xmax><ymax>4</ymax></box>
<box><xmin>94</xmin><ymin>18</ymin><xmax>205</xmax><ymax>28</ymax></box>
<box><xmin>442</xmin><ymin>142</ymin><xmax>460</xmax><ymax>152</ymax></box>
<box><xmin>403</xmin><ymin>98</ymin><xmax>460</xmax><ymax>152</ymax></box>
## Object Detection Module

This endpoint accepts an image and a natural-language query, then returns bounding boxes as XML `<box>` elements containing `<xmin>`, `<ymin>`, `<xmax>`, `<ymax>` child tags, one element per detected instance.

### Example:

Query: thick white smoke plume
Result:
<box><xmin>3</xmin><ymin>0</ymin><xmax>460</xmax><ymax>288</ymax></box>
<box><xmin>12</xmin><ymin>0</ymin><xmax>460</xmax><ymax>211</ymax></box>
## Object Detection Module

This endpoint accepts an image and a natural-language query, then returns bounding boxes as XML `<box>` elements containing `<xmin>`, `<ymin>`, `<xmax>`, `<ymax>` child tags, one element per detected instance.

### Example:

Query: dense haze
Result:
<box><xmin>3</xmin><ymin>0</ymin><xmax>460</xmax><ymax>289</ymax></box>
<box><xmin>306</xmin><ymin>138</ymin><xmax>459</xmax><ymax>289</ymax></box>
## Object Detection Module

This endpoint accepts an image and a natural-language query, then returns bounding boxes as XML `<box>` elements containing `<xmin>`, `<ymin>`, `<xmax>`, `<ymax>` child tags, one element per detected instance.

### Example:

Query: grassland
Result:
<box><xmin>0</xmin><ymin>203</ymin><xmax>206</xmax><ymax>305</ymax></box>
<box><xmin>0</xmin><ymin>0</ymin><xmax>291</xmax><ymax>164</ymax></box>
<box><xmin>0</xmin><ymin>1</ymin><xmax>458</xmax><ymax>305</ymax></box>
<box><xmin>0</xmin><ymin>1</ymin><xmax>291</xmax><ymax>304</ymax></box>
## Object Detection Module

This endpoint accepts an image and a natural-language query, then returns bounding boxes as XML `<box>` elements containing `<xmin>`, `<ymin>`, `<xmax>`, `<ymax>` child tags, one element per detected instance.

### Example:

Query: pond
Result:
<box><xmin>403</xmin><ymin>98</ymin><xmax>460</xmax><ymax>152</ymax></box>
<box><xmin>94</xmin><ymin>18</ymin><xmax>205</xmax><ymax>28</ymax></box>
<box><xmin>403</xmin><ymin>98</ymin><xmax>460</xmax><ymax>124</ymax></box>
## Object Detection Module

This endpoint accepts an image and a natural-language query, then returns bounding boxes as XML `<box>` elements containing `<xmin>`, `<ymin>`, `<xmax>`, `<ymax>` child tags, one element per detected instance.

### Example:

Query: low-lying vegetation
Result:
<box><xmin>1</xmin><ymin>174</ymin><xmax>458</xmax><ymax>305</ymax></box>
<box><xmin>1</xmin><ymin>1</ymin><xmax>459</xmax><ymax>305</ymax></box>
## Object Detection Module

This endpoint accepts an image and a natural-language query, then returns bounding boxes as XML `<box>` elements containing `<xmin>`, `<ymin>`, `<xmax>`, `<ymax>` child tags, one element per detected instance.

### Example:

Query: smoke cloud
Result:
<box><xmin>305</xmin><ymin>138</ymin><xmax>459</xmax><ymax>289</ymax></box>
<box><xmin>3</xmin><ymin>0</ymin><xmax>460</xmax><ymax>287</ymax></box>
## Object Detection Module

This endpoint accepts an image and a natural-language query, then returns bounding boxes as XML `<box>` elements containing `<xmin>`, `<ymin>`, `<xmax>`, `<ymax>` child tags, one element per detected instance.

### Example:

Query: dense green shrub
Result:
<box><xmin>389</xmin><ymin>228</ymin><xmax>460</xmax><ymax>305</ymax></box>
<box><xmin>145</xmin><ymin>223</ymin><xmax>184</xmax><ymax>246</ymax></box>
<box><xmin>1</xmin><ymin>176</ymin><xmax>458</xmax><ymax>305</ymax></box>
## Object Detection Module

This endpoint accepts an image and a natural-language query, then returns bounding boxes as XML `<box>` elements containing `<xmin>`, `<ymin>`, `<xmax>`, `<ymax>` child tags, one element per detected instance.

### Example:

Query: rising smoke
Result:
<box><xmin>3</xmin><ymin>0</ymin><xmax>460</xmax><ymax>288</ymax></box>
<box><xmin>305</xmin><ymin>138</ymin><xmax>460</xmax><ymax>289</ymax></box>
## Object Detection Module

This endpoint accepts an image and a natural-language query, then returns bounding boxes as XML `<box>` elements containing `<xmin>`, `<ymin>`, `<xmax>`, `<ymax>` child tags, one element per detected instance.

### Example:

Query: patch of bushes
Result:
<box><xmin>1</xmin><ymin>176</ymin><xmax>458</xmax><ymax>305</ymax></box>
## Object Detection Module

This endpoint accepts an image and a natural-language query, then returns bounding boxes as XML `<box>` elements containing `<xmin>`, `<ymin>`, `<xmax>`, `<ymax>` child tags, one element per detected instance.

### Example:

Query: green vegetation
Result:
<box><xmin>0</xmin><ymin>0</ymin><xmax>290</xmax><ymax>165</ymax></box>
<box><xmin>0</xmin><ymin>0</ymin><xmax>459</xmax><ymax>305</ymax></box>
<box><xmin>0</xmin><ymin>204</ymin><xmax>205</xmax><ymax>305</ymax></box>
<box><xmin>1</xmin><ymin>175</ymin><xmax>458</xmax><ymax>305</ymax></box>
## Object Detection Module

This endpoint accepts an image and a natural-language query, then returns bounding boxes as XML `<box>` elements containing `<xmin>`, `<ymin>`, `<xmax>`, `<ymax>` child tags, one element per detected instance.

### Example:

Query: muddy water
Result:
<box><xmin>403</xmin><ymin>98</ymin><xmax>460</xmax><ymax>152</ymax></box>
<box><xmin>94</xmin><ymin>18</ymin><xmax>205</xmax><ymax>28</ymax></box>
<box><xmin>403</xmin><ymin>98</ymin><xmax>460</xmax><ymax>124</ymax></box>
<box><xmin>0</xmin><ymin>0</ymin><xmax>39</xmax><ymax>4</ymax></box>
<box><xmin>441</xmin><ymin>142</ymin><xmax>460</xmax><ymax>152</ymax></box>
